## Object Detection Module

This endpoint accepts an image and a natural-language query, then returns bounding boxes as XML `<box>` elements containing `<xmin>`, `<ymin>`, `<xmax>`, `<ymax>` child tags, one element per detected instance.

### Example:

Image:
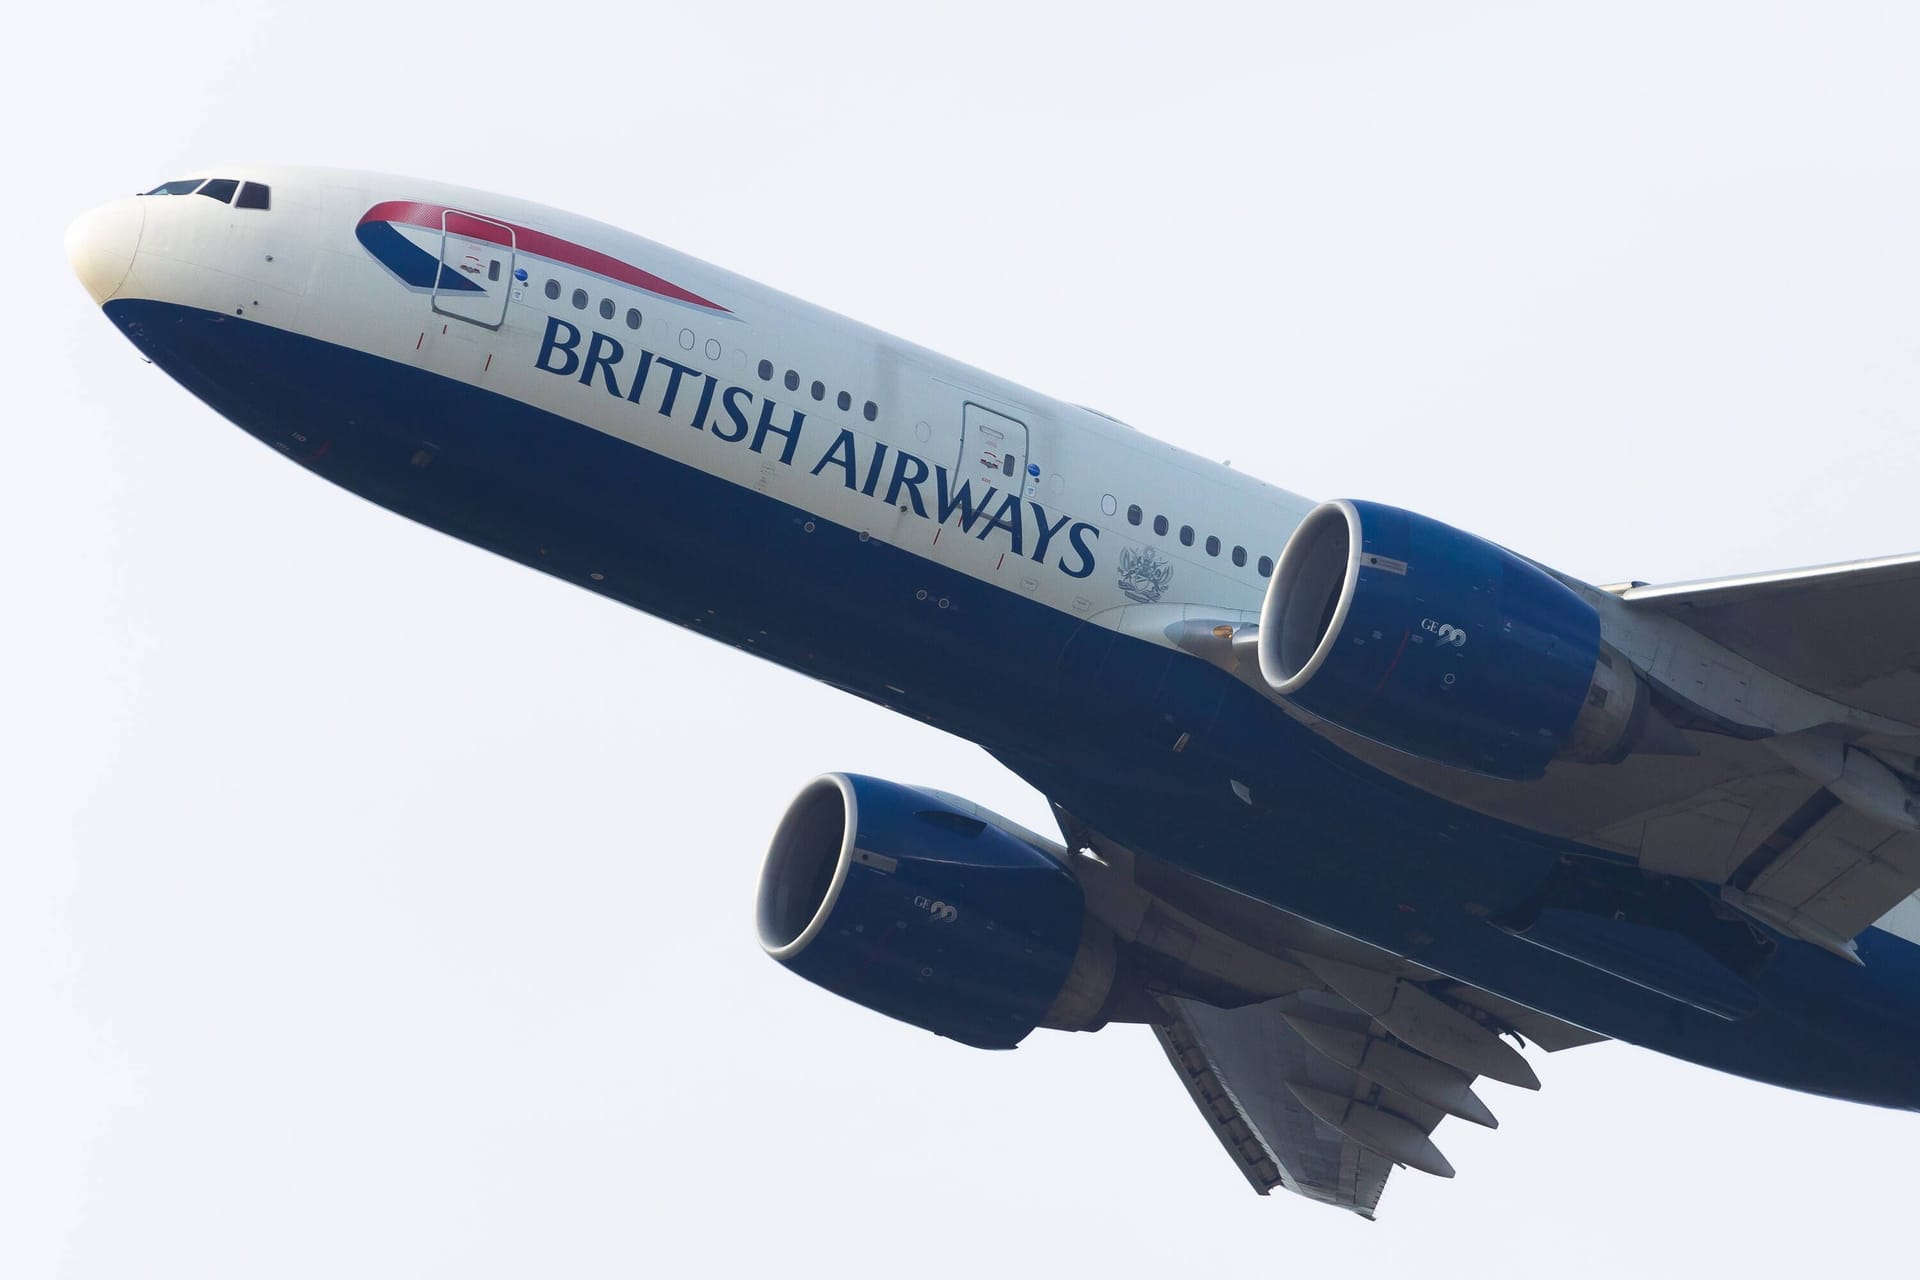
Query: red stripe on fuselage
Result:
<box><xmin>359</xmin><ymin>200</ymin><xmax>730</xmax><ymax>313</ymax></box>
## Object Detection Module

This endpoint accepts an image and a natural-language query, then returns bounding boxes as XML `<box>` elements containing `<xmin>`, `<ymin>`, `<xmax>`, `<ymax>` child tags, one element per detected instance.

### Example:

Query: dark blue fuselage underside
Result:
<box><xmin>107</xmin><ymin>299</ymin><xmax>1920</xmax><ymax>1108</ymax></box>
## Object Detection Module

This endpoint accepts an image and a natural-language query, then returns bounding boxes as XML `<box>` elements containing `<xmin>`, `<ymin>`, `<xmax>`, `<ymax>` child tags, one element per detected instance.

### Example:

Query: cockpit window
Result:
<box><xmin>139</xmin><ymin>176</ymin><xmax>271</xmax><ymax>208</ymax></box>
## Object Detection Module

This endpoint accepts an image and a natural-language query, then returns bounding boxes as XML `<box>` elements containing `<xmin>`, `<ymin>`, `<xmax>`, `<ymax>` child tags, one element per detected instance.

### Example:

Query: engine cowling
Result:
<box><xmin>1257</xmin><ymin>500</ymin><xmax>1649</xmax><ymax>780</ymax></box>
<box><xmin>756</xmin><ymin>774</ymin><xmax>1115</xmax><ymax>1049</ymax></box>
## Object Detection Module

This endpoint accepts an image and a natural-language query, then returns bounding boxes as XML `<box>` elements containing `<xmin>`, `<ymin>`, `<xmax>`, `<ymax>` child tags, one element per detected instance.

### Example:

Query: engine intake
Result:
<box><xmin>757</xmin><ymin>774</ymin><xmax>1114</xmax><ymax>1049</ymax></box>
<box><xmin>1257</xmin><ymin>500</ymin><xmax>1650</xmax><ymax>779</ymax></box>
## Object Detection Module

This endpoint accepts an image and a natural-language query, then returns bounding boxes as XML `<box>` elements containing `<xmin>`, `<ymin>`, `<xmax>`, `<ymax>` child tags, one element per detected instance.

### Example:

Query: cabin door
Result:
<box><xmin>433</xmin><ymin>210</ymin><xmax>515</xmax><ymax>329</ymax></box>
<box><xmin>960</xmin><ymin>403</ymin><xmax>1032</xmax><ymax>499</ymax></box>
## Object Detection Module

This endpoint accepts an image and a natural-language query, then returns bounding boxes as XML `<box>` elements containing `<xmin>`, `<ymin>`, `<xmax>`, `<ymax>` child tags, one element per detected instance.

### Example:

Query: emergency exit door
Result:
<box><xmin>960</xmin><ymin>403</ymin><xmax>1030</xmax><ymax>496</ymax></box>
<box><xmin>433</xmin><ymin>210</ymin><xmax>515</xmax><ymax>329</ymax></box>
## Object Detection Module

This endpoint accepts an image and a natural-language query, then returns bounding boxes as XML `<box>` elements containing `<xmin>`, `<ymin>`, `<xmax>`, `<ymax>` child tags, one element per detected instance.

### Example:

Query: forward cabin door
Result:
<box><xmin>433</xmin><ymin>210</ymin><xmax>515</xmax><ymax>329</ymax></box>
<box><xmin>960</xmin><ymin>402</ymin><xmax>1031</xmax><ymax>500</ymax></box>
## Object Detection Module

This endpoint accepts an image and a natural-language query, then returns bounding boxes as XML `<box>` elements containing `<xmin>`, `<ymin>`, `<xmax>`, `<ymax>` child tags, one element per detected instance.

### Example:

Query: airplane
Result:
<box><xmin>66</xmin><ymin>166</ymin><xmax>1920</xmax><ymax>1217</ymax></box>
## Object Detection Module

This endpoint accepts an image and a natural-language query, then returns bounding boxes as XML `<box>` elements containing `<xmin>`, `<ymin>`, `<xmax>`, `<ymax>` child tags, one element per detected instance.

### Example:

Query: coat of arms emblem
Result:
<box><xmin>1117</xmin><ymin>546</ymin><xmax>1174</xmax><ymax>604</ymax></box>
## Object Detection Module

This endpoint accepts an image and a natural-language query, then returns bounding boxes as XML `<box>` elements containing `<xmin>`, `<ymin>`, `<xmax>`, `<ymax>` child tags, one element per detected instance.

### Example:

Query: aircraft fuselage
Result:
<box><xmin>68</xmin><ymin>166</ymin><xmax>1920</xmax><ymax>1111</ymax></box>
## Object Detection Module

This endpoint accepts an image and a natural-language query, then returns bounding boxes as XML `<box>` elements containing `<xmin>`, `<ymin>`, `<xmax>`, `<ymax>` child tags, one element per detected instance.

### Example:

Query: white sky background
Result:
<box><xmin>5</xmin><ymin>2</ymin><xmax>1918</xmax><ymax>1274</ymax></box>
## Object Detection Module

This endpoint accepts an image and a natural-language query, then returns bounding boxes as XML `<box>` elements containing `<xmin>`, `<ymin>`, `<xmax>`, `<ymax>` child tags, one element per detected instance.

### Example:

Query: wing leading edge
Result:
<box><xmin>1609</xmin><ymin>551</ymin><xmax>1920</xmax><ymax>725</ymax></box>
<box><xmin>1156</xmin><ymin>993</ymin><xmax>1431</xmax><ymax>1217</ymax></box>
<box><xmin>1157</xmin><ymin>995</ymin><xmax>1392</xmax><ymax>1214</ymax></box>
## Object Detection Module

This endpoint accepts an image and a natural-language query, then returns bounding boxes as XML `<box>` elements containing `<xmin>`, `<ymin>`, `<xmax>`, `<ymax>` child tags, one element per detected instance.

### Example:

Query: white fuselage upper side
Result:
<box><xmin>75</xmin><ymin>163</ymin><xmax>1317</xmax><ymax>640</ymax></box>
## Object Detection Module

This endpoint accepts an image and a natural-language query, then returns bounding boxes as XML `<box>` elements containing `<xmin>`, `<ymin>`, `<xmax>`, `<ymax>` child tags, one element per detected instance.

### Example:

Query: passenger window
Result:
<box><xmin>627</xmin><ymin>308</ymin><xmax>643</xmax><ymax>330</ymax></box>
<box><xmin>1127</xmin><ymin>504</ymin><xmax>1143</xmax><ymax>526</ymax></box>
<box><xmin>544</xmin><ymin>279</ymin><xmax>560</xmax><ymax>300</ymax></box>
<box><xmin>1232</xmin><ymin>545</ymin><xmax>1247</xmax><ymax>567</ymax></box>
<box><xmin>571</xmin><ymin>288</ymin><xmax>588</xmax><ymax>310</ymax></box>
<box><xmin>600</xmin><ymin>297</ymin><xmax>615</xmax><ymax>320</ymax></box>
<box><xmin>488</xmin><ymin>260</ymin><xmax>501</xmax><ymax>282</ymax></box>
<box><xmin>1153</xmin><ymin>515</ymin><xmax>1169</xmax><ymax>536</ymax></box>
<box><xmin>863</xmin><ymin>401</ymin><xmax>878</xmax><ymax>422</ymax></box>
<box><xmin>1258</xmin><ymin>556</ymin><xmax>1274</xmax><ymax>577</ymax></box>
<box><xmin>235</xmin><ymin>182</ymin><xmax>271</xmax><ymax>210</ymax></box>
<box><xmin>757</xmin><ymin>359</ymin><xmax>773</xmax><ymax>381</ymax></box>
<box><xmin>1205</xmin><ymin>535</ymin><xmax>1220</xmax><ymax>556</ymax></box>
<box><xmin>811</xmin><ymin>380</ymin><xmax>825</xmax><ymax>401</ymax></box>
<box><xmin>144</xmin><ymin>179</ymin><xmax>205</xmax><ymax>195</ymax></box>
<box><xmin>836</xmin><ymin>391</ymin><xmax>852</xmax><ymax>411</ymax></box>
<box><xmin>784</xmin><ymin>370</ymin><xmax>799</xmax><ymax>391</ymax></box>
<box><xmin>196</xmin><ymin>178</ymin><xmax>239</xmax><ymax>204</ymax></box>
<box><xmin>1179</xmin><ymin>525</ymin><xmax>1194</xmax><ymax>547</ymax></box>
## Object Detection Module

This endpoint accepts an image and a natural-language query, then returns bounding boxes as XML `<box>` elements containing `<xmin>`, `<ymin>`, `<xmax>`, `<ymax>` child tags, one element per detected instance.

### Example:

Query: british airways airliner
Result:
<box><xmin>68</xmin><ymin>167</ymin><xmax>1920</xmax><ymax>1216</ymax></box>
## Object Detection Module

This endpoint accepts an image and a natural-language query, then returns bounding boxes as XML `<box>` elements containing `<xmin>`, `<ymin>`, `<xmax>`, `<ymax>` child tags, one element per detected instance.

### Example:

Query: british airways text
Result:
<box><xmin>534</xmin><ymin>317</ymin><xmax>1099</xmax><ymax>579</ymax></box>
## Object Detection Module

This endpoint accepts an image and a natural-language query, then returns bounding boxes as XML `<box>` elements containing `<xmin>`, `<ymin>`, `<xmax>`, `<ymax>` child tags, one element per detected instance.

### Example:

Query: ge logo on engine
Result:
<box><xmin>1421</xmin><ymin>618</ymin><xmax>1468</xmax><ymax>648</ymax></box>
<box><xmin>913</xmin><ymin>896</ymin><xmax>959</xmax><ymax>923</ymax></box>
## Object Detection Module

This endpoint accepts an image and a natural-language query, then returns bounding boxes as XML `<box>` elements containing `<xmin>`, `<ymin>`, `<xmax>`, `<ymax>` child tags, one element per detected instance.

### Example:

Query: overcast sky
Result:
<box><xmin>8</xmin><ymin>3</ymin><xmax>1920</xmax><ymax>1275</ymax></box>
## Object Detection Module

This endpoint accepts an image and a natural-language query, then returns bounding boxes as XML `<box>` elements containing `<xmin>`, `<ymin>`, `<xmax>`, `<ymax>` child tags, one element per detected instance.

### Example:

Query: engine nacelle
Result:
<box><xmin>1257</xmin><ymin>500</ymin><xmax>1649</xmax><ymax>780</ymax></box>
<box><xmin>756</xmin><ymin>774</ymin><xmax>1114</xmax><ymax>1049</ymax></box>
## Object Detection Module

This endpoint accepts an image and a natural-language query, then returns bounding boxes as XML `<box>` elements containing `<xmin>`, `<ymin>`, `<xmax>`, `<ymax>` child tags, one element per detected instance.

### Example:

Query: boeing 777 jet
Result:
<box><xmin>68</xmin><ymin>167</ymin><xmax>1920</xmax><ymax>1215</ymax></box>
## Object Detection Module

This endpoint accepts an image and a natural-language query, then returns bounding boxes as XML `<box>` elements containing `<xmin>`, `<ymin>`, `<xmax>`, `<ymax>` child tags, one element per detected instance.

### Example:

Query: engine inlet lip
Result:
<box><xmin>758</xmin><ymin>773</ymin><xmax>859</xmax><ymax>961</ymax></box>
<box><xmin>1259</xmin><ymin>499</ymin><xmax>1364</xmax><ymax>695</ymax></box>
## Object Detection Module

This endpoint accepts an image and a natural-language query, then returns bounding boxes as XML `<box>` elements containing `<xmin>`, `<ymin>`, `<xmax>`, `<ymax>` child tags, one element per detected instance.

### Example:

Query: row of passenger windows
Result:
<box><xmin>534</xmin><ymin>271</ymin><xmax>1253</xmax><ymax>572</ymax></box>
<box><xmin>531</xmin><ymin>275</ymin><xmax>1258</xmax><ymax>574</ymax></box>
<box><xmin>536</xmin><ymin>278</ymin><xmax>884</xmax><ymax>425</ymax></box>
<box><xmin>1124</xmin><ymin>503</ymin><xmax>1272</xmax><ymax>575</ymax></box>
<box><xmin>756</xmin><ymin>359</ymin><xmax>877</xmax><ymax>422</ymax></box>
<box><xmin>142</xmin><ymin>177</ymin><xmax>271</xmax><ymax>209</ymax></box>
<box><xmin>543</xmin><ymin>277</ymin><xmax>646</xmax><ymax>330</ymax></box>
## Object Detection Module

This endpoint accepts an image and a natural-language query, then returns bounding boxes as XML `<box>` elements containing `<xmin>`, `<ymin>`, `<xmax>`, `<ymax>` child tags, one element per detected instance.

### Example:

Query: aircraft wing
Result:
<box><xmin>1054</xmin><ymin>812</ymin><xmax>1603</xmax><ymax>1217</ymax></box>
<box><xmin>1609</xmin><ymin>551</ymin><xmax>1920</xmax><ymax>724</ymax></box>
<box><xmin>1154</xmin><ymin>993</ymin><xmax>1418</xmax><ymax>1217</ymax></box>
<box><xmin>1596</xmin><ymin>555</ymin><xmax>1920</xmax><ymax>953</ymax></box>
<box><xmin>1151</xmin><ymin>550</ymin><xmax>1920</xmax><ymax>959</ymax></box>
<box><xmin>1152</xmin><ymin>979</ymin><xmax>1605</xmax><ymax>1216</ymax></box>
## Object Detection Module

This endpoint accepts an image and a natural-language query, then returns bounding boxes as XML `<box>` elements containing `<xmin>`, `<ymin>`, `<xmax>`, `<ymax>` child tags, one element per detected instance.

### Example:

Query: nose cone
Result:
<box><xmin>66</xmin><ymin>199</ymin><xmax>145</xmax><ymax>304</ymax></box>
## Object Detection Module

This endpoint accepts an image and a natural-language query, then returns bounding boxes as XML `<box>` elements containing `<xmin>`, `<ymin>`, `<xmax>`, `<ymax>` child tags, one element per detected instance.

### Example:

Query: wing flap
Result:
<box><xmin>1747</xmin><ymin>810</ymin><xmax>1920</xmax><ymax>938</ymax></box>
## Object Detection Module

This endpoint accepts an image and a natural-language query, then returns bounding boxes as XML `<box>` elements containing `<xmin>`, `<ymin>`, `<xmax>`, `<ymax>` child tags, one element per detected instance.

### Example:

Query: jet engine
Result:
<box><xmin>756</xmin><ymin>774</ymin><xmax>1117</xmax><ymax>1049</ymax></box>
<box><xmin>1257</xmin><ymin>500</ymin><xmax>1653</xmax><ymax>780</ymax></box>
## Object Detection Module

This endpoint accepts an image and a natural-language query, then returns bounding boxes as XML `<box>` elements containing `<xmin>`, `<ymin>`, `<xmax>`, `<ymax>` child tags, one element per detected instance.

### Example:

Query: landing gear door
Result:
<box><xmin>433</xmin><ymin>210</ymin><xmax>515</xmax><ymax>329</ymax></box>
<box><xmin>960</xmin><ymin>403</ymin><xmax>1032</xmax><ymax>499</ymax></box>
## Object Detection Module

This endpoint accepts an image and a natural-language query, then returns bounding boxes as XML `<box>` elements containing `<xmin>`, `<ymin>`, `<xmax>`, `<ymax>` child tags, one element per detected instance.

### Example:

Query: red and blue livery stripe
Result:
<box><xmin>355</xmin><ymin>201</ymin><xmax>731</xmax><ymax>315</ymax></box>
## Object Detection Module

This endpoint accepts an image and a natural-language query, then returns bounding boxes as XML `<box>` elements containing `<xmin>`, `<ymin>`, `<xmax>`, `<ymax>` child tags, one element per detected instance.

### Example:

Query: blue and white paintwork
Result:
<box><xmin>66</xmin><ymin>166</ymin><xmax>1920</xmax><ymax>1214</ymax></box>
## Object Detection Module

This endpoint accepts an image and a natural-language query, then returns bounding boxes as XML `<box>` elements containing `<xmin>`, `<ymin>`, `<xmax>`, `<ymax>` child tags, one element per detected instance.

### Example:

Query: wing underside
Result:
<box><xmin>1058</xmin><ymin>815</ymin><xmax>1601</xmax><ymax>1217</ymax></box>
<box><xmin>1603</xmin><ymin>554</ymin><xmax>1920</xmax><ymax>949</ymax></box>
<box><xmin>1155</xmin><ymin>994</ymin><xmax>1403</xmax><ymax>1216</ymax></box>
<box><xmin>1141</xmin><ymin>551</ymin><xmax>1920</xmax><ymax>958</ymax></box>
<box><xmin>1046</xmin><ymin>550</ymin><xmax>1920</xmax><ymax>1212</ymax></box>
